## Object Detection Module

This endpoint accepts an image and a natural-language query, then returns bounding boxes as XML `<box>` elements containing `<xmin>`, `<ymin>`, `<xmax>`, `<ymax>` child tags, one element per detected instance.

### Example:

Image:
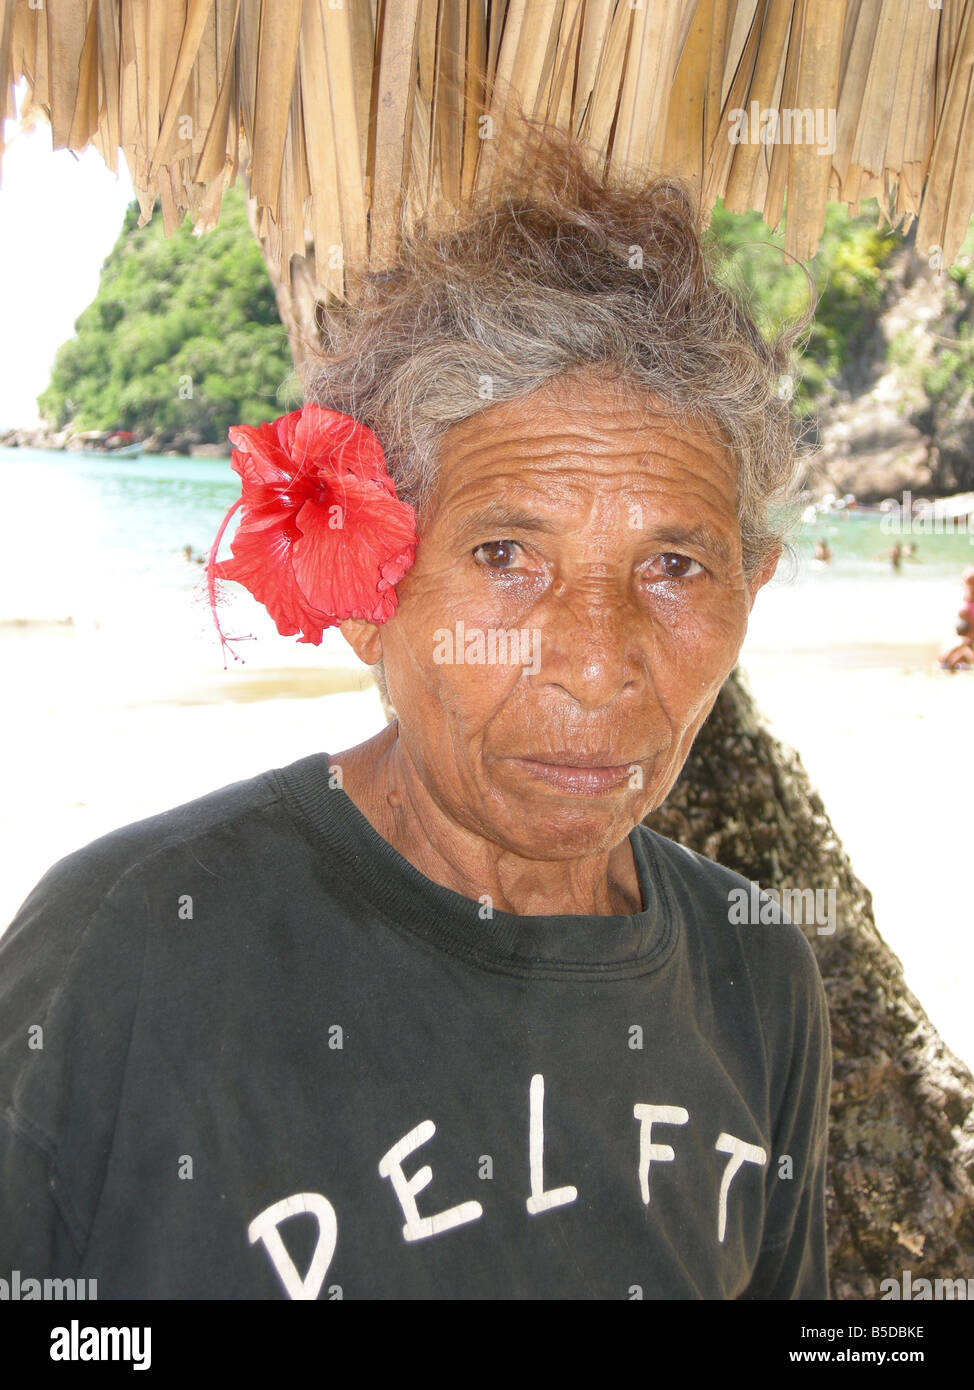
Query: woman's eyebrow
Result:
<box><xmin>638</xmin><ymin>523</ymin><xmax>735</xmax><ymax>568</ymax></box>
<box><xmin>452</xmin><ymin>504</ymin><xmax>561</xmax><ymax>542</ymax></box>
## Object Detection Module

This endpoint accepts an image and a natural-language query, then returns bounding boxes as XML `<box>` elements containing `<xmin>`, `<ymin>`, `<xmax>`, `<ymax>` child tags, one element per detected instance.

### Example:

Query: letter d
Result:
<box><xmin>248</xmin><ymin>1192</ymin><xmax>338</xmax><ymax>1300</ymax></box>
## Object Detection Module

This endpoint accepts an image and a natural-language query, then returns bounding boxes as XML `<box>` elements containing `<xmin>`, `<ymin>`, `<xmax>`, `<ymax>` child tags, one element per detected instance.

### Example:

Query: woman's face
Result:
<box><xmin>353</xmin><ymin>375</ymin><xmax>777</xmax><ymax>864</ymax></box>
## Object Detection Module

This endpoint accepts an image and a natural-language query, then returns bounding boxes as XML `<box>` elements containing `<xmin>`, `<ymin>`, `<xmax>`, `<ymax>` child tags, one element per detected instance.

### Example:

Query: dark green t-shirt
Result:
<box><xmin>0</xmin><ymin>751</ymin><xmax>831</xmax><ymax>1299</ymax></box>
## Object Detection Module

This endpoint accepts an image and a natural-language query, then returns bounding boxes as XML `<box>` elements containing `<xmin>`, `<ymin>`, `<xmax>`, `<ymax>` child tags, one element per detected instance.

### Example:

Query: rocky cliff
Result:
<box><xmin>808</xmin><ymin>231</ymin><xmax>974</xmax><ymax>502</ymax></box>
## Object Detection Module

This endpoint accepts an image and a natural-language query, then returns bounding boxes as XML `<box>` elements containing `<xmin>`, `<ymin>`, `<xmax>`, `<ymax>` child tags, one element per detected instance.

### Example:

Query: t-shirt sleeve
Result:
<box><xmin>0</xmin><ymin>849</ymin><xmax>148</xmax><ymax>1277</ymax></box>
<box><xmin>739</xmin><ymin>926</ymin><xmax>832</xmax><ymax>1300</ymax></box>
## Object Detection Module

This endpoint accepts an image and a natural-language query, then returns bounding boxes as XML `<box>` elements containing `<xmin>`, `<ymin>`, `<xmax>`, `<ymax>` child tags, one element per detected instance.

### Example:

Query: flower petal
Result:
<box><xmin>210</xmin><ymin>405</ymin><xmax>417</xmax><ymax>644</ymax></box>
<box><xmin>215</xmin><ymin>517</ymin><xmax>334</xmax><ymax>643</ymax></box>
<box><xmin>291</xmin><ymin>486</ymin><xmax>417</xmax><ymax>622</ymax></box>
<box><xmin>377</xmin><ymin>545</ymin><xmax>417</xmax><ymax>591</ymax></box>
<box><xmin>228</xmin><ymin>412</ymin><xmax>303</xmax><ymax>488</ymax></box>
<box><xmin>295</xmin><ymin>405</ymin><xmax>391</xmax><ymax>487</ymax></box>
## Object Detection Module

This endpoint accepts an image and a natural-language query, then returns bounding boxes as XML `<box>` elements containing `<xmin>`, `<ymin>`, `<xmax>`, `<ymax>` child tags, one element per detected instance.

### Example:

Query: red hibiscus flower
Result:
<box><xmin>206</xmin><ymin>405</ymin><xmax>417</xmax><ymax>657</ymax></box>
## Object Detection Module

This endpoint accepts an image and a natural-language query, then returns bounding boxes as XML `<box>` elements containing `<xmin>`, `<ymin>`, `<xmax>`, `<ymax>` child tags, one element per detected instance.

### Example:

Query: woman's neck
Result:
<box><xmin>332</xmin><ymin>724</ymin><xmax>643</xmax><ymax>917</ymax></box>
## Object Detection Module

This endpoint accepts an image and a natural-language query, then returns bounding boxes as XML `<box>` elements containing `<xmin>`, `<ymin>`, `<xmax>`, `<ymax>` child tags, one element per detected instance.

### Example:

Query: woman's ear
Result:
<box><xmin>746</xmin><ymin>545</ymin><xmax>781</xmax><ymax>612</ymax></box>
<box><xmin>339</xmin><ymin>619</ymin><xmax>384</xmax><ymax>666</ymax></box>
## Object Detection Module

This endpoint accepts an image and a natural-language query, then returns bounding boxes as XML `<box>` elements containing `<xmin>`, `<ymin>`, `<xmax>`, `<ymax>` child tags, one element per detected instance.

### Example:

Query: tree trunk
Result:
<box><xmin>251</xmin><ymin>220</ymin><xmax>974</xmax><ymax>1300</ymax></box>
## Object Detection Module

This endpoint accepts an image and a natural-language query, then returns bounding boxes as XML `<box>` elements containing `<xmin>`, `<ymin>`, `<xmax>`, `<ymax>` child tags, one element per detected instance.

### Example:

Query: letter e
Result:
<box><xmin>378</xmin><ymin>1120</ymin><xmax>483</xmax><ymax>1241</ymax></box>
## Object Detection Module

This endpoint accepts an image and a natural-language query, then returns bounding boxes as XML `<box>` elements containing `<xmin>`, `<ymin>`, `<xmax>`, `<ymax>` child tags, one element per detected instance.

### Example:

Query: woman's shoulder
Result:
<box><xmin>0</xmin><ymin>754</ymin><xmax>344</xmax><ymax>1107</ymax></box>
<box><xmin>6</xmin><ymin>768</ymin><xmax>278</xmax><ymax>932</ymax></box>
<box><xmin>0</xmin><ymin>753</ymin><xmax>341</xmax><ymax>966</ymax></box>
<box><xmin>633</xmin><ymin>822</ymin><xmax>827</xmax><ymax>987</ymax></box>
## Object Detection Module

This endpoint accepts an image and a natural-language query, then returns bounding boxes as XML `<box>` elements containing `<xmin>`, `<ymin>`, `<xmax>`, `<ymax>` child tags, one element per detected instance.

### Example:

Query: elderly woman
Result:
<box><xmin>0</xmin><ymin>140</ymin><xmax>829</xmax><ymax>1302</ymax></box>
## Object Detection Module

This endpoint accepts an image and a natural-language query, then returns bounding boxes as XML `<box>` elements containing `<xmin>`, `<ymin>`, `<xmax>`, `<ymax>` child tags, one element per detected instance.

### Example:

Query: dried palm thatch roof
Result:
<box><xmin>1</xmin><ymin>0</ymin><xmax>972</xmax><ymax>301</ymax></box>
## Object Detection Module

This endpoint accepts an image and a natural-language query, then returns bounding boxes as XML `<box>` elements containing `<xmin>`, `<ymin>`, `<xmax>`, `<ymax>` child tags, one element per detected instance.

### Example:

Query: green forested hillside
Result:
<box><xmin>38</xmin><ymin>185</ymin><xmax>297</xmax><ymax>446</ymax></box>
<box><xmin>38</xmin><ymin>183</ymin><xmax>974</xmax><ymax>475</ymax></box>
<box><xmin>708</xmin><ymin>199</ymin><xmax>901</xmax><ymax>413</ymax></box>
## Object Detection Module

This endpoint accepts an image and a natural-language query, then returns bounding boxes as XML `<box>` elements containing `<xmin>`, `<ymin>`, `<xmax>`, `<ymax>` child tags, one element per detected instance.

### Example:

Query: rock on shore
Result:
<box><xmin>0</xmin><ymin>425</ymin><xmax>230</xmax><ymax>457</ymax></box>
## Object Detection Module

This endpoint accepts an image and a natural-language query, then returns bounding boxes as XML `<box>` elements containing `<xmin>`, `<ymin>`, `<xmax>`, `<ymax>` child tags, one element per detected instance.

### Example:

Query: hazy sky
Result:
<box><xmin>0</xmin><ymin>80</ymin><xmax>135</xmax><ymax>430</ymax></box>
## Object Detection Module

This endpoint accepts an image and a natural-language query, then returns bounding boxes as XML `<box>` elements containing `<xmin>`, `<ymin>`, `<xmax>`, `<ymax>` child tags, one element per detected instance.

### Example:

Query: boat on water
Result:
<box><xmin>74</xmin><ymin>441</ymin><xmax>144</xmax><ymax>459</ymax></box>
<box><xmin>68</xmin><ymin>428</ymin><xmax>144</xmax><ymax>460</ymax></box>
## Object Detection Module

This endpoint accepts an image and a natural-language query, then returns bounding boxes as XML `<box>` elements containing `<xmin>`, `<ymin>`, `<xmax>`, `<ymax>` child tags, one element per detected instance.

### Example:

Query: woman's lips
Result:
<box><xmin>506</xmin><ymin>756</ymin><xmax>637</xmax><ymax>794</ymax></box>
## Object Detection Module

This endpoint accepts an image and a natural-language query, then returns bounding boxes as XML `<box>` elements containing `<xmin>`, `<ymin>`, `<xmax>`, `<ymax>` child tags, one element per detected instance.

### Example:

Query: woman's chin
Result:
<box><xmin>479</xmin><ymin>764</ymin><xmax>652</xmax><ymax>856</ymax></box>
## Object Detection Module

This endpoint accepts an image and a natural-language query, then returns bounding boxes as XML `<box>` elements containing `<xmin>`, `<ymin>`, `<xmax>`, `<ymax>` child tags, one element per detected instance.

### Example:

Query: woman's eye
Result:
<box><xmin>473</xmin><ymin>540</ymin><xmax>524</xmax><ymax>570</ymax></box>
<box><xmin>647</xmin><ymin>553</ymin><xmax>704</xmax><ymax>580</ymax></box>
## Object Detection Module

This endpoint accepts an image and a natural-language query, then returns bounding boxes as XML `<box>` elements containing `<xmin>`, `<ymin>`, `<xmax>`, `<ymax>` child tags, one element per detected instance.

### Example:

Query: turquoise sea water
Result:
<box><xmin>782</xmin><ymin>508</ymin><xmax>974</xmax><ymax>578</ymax></box>
<box><xmin>2</xmin><ymin>446</ymin><xmax>972</xmax><ymax>657</ymax></box>
<box><xmin>0</xmin><ymin>446</ymin><xmax>239</xmax><ymax>621</ymax></box>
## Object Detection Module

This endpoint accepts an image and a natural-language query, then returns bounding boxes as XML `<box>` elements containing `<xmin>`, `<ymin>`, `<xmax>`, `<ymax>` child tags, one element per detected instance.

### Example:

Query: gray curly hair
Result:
<box><xmin>303</xmin><ymin>128</ymin><xmax>809</xmax><ymax>590</ymax></box>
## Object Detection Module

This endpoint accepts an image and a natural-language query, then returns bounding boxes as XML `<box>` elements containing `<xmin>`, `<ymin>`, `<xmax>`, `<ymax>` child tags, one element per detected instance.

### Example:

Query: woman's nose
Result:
<box><xmin>531</xmin><ymin>575</ymin><xmax>644</xmax><ymax>709</ymax></box>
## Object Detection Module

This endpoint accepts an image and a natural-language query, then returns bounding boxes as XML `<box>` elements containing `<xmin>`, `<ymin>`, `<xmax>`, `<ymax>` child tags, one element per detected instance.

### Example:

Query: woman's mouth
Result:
<box><xmin>506</xmin><ymin>756</ymin><xmax>638</xmax><ymax>794</ymax></box>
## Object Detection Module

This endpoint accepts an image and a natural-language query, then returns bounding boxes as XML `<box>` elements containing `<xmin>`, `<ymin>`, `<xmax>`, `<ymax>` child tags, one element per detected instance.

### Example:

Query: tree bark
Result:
<box><xmin>252</xmin><ymin>229</ymin><xmax>974</xmax><ymax>1300</ymax></box>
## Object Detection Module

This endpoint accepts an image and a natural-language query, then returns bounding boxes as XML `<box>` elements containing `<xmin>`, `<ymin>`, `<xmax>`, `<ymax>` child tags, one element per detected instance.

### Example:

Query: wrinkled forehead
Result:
<box><xmin>423</xmin><ymin>374</ymin><xmax>740</xmax><ymax>531</ymax></box>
